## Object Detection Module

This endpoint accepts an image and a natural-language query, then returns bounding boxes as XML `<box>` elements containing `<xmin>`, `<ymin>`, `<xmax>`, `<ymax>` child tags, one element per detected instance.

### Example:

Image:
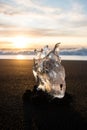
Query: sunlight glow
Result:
<box><xmin>12</xmin><ymin>36</ymin><xmax>29</xmax><ymax>49</ymax></box>
<box><xmin>16</xmin><ymin>55</ymin><xmax>25</xmax><ymax>60</ymax></box>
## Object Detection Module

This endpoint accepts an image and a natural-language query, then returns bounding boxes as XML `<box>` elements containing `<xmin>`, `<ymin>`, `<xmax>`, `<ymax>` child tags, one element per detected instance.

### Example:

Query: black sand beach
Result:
<box><xmin>0</xmin><ymin>60</ymin><xmax>87</xmax><ymax>129</ymax></box>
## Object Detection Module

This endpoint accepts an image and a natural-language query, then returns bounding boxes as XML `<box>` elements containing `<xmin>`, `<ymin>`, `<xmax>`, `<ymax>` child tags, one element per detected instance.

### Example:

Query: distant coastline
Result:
<box><xmin>0</xmin><ymin>47</ymin><xmax>87</xmax><ymax>60</ymax></box>
<box><xmin>0</xmin><ymin>48</ymin><xmax>87</xmax><ymax>56</ymax></box>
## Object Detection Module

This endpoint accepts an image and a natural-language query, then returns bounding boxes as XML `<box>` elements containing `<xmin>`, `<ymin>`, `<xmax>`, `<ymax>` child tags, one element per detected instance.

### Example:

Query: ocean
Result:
<box><xmin>0</xmin><ymin>55</ymin><xmax>87</xmax><ymax>61</ymax></box>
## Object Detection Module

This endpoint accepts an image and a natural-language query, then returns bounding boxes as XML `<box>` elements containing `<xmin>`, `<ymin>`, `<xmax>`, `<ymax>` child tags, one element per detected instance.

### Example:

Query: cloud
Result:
<box><xmin>0</xmin><ymin>0</ymin><xmax>87</xmax><ymax>38</ymax></box>
<box><xmin>1</xmin><ymin>27</ymin><xmax>87</xmax><ymax>38</ymax></box>
<box><xmin>0</xmin><ymin>1</ymin><xmax>20</xmax><ymax>15</ymax></box>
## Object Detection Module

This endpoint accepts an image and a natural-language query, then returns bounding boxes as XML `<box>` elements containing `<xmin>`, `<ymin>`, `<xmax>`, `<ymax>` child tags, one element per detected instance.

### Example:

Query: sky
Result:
<box><xmin>0</xmin><ymin>0</ymin><xmax>87</xmax><ymax>49</ymax></box>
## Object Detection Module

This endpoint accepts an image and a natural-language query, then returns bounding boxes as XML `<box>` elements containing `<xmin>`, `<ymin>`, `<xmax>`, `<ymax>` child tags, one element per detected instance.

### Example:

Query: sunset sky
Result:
<box><xmin>0</xmin><ymin>0</ymin><xmax>87</xmax><ymax>49</ymax></box>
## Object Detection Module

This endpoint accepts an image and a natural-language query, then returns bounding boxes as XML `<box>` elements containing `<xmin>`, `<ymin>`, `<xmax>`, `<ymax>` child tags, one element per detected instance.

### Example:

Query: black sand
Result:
<box><xmin>0</xmin><ymin>60</ymin><xmax>87</xmax><ymax>129</ymax></box>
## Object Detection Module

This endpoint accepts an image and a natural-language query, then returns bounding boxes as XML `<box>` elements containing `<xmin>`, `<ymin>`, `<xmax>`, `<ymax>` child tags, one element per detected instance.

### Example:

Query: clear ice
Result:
<box><xmin>33</xmin><ymin>43</ymin><xmax>66</xmax><ymax>98</ymax></box>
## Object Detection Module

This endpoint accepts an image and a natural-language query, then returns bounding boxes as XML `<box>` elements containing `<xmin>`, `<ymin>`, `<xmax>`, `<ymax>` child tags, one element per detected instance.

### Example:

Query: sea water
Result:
<box><xmin>0</xmin><ymin>55</ymin><xmax>87</xmax><ymax>61</ymax></box>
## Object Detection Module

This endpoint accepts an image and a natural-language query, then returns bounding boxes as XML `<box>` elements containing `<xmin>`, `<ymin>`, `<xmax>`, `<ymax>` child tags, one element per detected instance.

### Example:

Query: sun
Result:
<box><xmin>12</xmin><ymin>36</ymin><xmax>29</xmax><ymax>49</ymax></box>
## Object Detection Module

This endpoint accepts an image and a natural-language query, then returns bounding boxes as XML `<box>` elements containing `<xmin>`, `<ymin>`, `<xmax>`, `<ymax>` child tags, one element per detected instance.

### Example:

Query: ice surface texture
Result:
<box><xmin>33</xmin><ymin>43</ymin><xmax>66</xmax><ymax>98</ymax></box>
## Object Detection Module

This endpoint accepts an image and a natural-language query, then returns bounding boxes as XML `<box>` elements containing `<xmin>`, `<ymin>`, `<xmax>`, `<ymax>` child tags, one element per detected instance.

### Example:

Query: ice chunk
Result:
<box><xmin>33</xmin><ymin>43</ymin><xmax>66</xmax><ymax>98</ymax></box>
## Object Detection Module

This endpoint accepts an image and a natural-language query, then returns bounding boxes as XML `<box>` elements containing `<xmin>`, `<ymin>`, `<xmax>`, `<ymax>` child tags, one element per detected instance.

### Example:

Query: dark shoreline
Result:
<box><xmin>0</xmin><ymin>60</ymin><xmax>87</xmax><ymax>129</ymax></box>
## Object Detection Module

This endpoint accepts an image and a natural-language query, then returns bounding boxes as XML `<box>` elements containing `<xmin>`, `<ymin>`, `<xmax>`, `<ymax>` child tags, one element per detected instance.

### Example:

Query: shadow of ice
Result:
<box><xmin>23</xmin><ymin>86</ymin><xmax>86</xmax><ymax>130</ymax></box>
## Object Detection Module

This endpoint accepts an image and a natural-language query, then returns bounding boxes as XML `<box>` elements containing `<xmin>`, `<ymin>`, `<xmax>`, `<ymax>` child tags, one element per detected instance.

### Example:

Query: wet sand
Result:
<box><xmin>0</xmin><ymin>60</ymin><xmax>87</xmax><ymax>129</ymax></box>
